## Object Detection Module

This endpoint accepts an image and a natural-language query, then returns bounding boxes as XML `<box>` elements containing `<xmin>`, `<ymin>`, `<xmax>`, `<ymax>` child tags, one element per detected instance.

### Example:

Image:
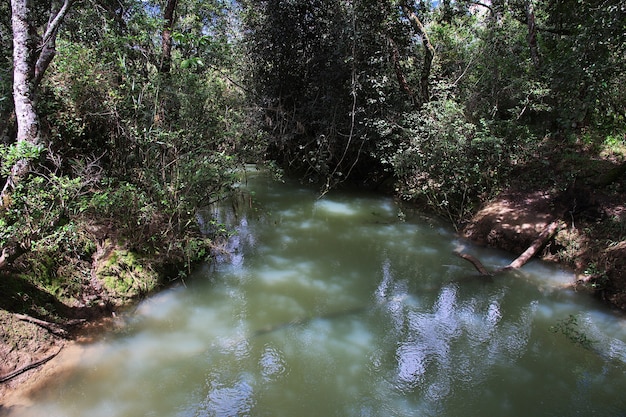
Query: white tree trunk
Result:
<box><xmin>2</xmin><ymin>0</ymin><xmax>74</xmax><ymax>201</ymax></box>
<box><xmin>2</xmin><ymin>0</ymin><xmax>41</xmax><ymax>201</ymax></box>
<box><xmin>11</xmin><ymin>0</ymin><xmax>40</xmax><ymax>150</ymax></box>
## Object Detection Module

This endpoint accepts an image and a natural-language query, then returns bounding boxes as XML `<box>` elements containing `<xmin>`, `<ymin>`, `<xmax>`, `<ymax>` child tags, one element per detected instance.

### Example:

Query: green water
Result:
<box><xmin>13</xmin><ymin>170</ymin><xmax>626</xmax><ymax>416</ymax></box>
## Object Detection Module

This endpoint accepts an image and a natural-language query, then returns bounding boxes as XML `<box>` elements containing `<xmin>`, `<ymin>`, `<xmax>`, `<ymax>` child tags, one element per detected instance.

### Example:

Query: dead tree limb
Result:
<box><xmin>455</xmin><ymin>253</ymin><xmax>493</xmax><ymax>276</ymax></box>
<box><xmin>505</xmin><ymin>220</ymin><xmax>563</xmax><ymax>270</ymax></box>
<box><xmin>16</xmin><ymin>313</ymin><xmax>69</xmax><ymax>338</ymax></box>
<box><xmin>0</xmin><ymin>347</ymin><xmax>62</xmax><ymax>383</ymax></box>
<box><xmin>457</xmin><ymin>220</ymin><xmax>564</xmax><ymax>276</ymax></box>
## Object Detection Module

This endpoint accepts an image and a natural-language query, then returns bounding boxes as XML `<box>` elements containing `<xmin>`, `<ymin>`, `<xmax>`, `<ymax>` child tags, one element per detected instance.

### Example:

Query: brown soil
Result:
<box><xmin>0</xmin><ymin>234</ymin><xmax>153</xmax><ymax>410</ymax></box>
<box><xmin>462</xmin><ymin>189</ymin><xmax>561</xmax><ymax>255</ymax></box>
<box><xmin>462</xmin><ymin>185</ymin><xmax>626</xmax><ymax>311</ymax></box>
<box><xmin>0</xmin><ymin>311</ymin><xmax>66</xmax><ymax>411</ymax></box>
<box><xmin>0</xmin><ymin>316</ymin><xmax>122</xmax><ymax>415</ymax></box>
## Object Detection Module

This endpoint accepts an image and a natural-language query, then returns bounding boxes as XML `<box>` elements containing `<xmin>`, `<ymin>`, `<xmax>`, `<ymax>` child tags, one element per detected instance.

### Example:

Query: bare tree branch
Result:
<box><xmin>457</xmin><ymin>220</ymin><xmax>564</xmax><ymax>276</ymax></box>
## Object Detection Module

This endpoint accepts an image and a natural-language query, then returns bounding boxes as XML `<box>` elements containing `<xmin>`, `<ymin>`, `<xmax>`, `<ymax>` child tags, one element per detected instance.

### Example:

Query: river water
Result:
<box><xmin>15</xmin><ymin>170</ymin><xmax>626</xmax><ymax>416</ymax></box>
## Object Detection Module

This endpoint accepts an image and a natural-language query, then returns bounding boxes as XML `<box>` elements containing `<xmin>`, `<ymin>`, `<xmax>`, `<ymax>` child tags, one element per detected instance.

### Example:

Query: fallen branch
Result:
<box><xmin>0</xmin><ymin>347</ymin><xmax>62</xmax><ymax>383</ymax></box>
<box><xmin>457</xmin><ymin>220</ymin><xmax>564</xmax><ymax>276</ymax></box>
<box><xmin>16</xmin><ymin>313</ymin><xmax>69</xmax><ymax>338</ymax></box>
<box><xmin>455</xmin><ymin>252</ymin><xmax>493</xmax><ymax>276</ymax></box>
<box><xmin>506</xmin><ymin>220</ymin><xmax>563</xmax><ymax>270</ymax></box>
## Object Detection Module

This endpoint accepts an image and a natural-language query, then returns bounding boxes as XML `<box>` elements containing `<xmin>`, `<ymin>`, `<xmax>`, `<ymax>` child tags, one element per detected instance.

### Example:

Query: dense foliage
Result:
<box><xmin>1</xmin><ymin>0</ymin><xmax>245</xmax><ymax>303</ymax></box>
<box><xmin>1</xmin><ymin>0</ymin><xmax>625</xmax><ymax>306</ymax></box>
<box><xmin>241</xmin><ymin>0</ymin><xmax>626</xmax><ymax>219</ymax></box>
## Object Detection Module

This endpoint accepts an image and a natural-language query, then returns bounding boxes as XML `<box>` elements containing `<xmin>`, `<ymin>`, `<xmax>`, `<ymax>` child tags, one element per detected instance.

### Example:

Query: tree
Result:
<box><xmin>159</xmin><ymin>0</ymin><xmax>178</xmax><ymax>74</ymax></box>
<box><xmin>2</xmin><ymin>0</ymin><xmax>74</xmax><ymax>201</ymax></box>
<box><xmin>400</xmin><ymin>1</ymin><xmax>435</xmax><ymax>108</ymax></box>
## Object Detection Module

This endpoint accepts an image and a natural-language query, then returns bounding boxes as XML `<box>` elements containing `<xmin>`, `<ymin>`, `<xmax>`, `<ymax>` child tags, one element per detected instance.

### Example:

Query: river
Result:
<box><xmin>13</xmin><ymin>169</ymin><xmax>626</xmax><ymax>416</ymax></box>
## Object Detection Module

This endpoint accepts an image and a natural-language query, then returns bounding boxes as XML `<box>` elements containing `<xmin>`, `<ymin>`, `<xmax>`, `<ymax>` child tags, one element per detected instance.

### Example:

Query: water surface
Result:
<box><xmin>16</xmin><ymin>171</ymin><xmax>626</xmax><ymax>416</ymax></box>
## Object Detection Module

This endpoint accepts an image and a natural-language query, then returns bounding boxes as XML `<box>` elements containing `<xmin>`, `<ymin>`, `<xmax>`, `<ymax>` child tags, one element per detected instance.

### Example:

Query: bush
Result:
<box><xmin>392</xmin><ymin>94</ymin><xmax>507</xmax><ymax>226</ymax></box>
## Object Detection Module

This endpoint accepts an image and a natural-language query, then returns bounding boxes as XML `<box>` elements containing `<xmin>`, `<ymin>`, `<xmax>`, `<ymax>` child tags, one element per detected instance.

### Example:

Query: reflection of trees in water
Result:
<box><xmin>199</xmin><ymin>190</ymin><xmax>259</xmax><ymax>267</ymax></box>
<box><xmin>375</xmin><ymin>258</ymin><xmax>538</xmax><ymax>408</ymax></box>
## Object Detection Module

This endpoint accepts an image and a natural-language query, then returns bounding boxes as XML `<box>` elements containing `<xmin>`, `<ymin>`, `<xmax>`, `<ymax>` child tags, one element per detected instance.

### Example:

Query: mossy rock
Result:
<box><xmin>96</xmin><ymin>249</ymin><xmax>159</xmax><ymax>302</ymax></box>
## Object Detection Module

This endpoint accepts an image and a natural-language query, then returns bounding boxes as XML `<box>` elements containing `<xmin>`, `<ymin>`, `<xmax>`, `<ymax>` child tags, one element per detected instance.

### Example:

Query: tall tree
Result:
<box><xmin>2</xmin><ymin>0</ymin><xmax>74</xmax><ymax>201</ymax></box>
<box><xmin>159</xmin><ymin>0</ymin><xmax>178</xmax><ymax>74</ymax></box>
<box><xmin>400</xmin><ymin>1</ymin><xmax>435</xmax><ymax>108</ymax></box>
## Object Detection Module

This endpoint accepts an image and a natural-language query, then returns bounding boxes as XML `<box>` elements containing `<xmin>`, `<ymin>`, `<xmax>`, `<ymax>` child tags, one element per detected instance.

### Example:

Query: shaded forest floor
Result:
<box><xmin>1</xmin><ymin>135</ymin><xmax>626</xmax><ymax>408</ymax></box>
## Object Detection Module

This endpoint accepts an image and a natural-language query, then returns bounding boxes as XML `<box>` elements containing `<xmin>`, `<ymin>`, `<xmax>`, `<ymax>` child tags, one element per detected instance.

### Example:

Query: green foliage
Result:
<box><xmin>0</xmin><ymin>142</ymin><xmax>44</xmax><ymax>176</ymax></box>
<box><xmin>2</xmin><ymin>0</ymin><xmax>625</xmax><ymax>312</ymax></box>
<box><xmin>392</xmin><ymin>92</ymin><xmax>507</xmax><ymax>225</ymax></box>
<box><xmin>0</xmin><ymin>0</ymin><xmax>246</xmax><ymax>306</ymax></box>
<box><xmin>0</xmin><ymin>173</ymin><xmax>84</xmax><ymax>247</ymax></box>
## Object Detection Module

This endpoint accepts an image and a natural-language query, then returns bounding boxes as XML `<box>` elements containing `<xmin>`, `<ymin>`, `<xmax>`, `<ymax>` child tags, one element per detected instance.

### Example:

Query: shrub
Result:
<box><xmin>392</xmin><ymin>94</ymin><xmax>507</xmax><ymax>226</ymax></box>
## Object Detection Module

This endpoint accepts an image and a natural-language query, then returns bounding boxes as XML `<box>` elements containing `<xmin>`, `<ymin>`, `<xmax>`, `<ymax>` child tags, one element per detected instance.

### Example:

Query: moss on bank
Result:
<box><xmin>0</xmin><ymin>213</ymin><xmax>216</xmax><ymax>397</ymax></box>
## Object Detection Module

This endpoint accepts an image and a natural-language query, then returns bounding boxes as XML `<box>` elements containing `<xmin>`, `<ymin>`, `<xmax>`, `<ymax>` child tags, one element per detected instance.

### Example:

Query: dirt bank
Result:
<box><xmin>0</xmin><ymin>235</ymin><xmax>189</xmax><ymax>409</ymax></box>
<box><xmin>462</xmin><ymin>186</ymin><xmax>626</xmax><ymax>311</ymax></box>
<box><xmin>0</xmin><ymin>315</ymin><xmax>124</xmax><ymax>415</ymax></box>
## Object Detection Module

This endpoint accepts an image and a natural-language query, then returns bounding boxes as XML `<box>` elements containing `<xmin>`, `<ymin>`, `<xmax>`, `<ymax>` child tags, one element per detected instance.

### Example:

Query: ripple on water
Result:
<box><xmin>182</xmin><ymin>376</ymin><xmax>256</xmax><ymax>417</ymax></box>
<box><xmin>313</xmin><ymin>199</ymin><xmax>358</xmax><ymax>216</ymax></box>
<box><xmin>260</xmin><ymin>344</ymin><xmax>289</xmax><ymax>381</ymax></box>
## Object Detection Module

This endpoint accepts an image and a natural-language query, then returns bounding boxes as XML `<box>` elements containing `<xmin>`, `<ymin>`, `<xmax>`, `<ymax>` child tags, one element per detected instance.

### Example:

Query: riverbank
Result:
<box><xmin>2</xmin><ymin>145</ymin><xmax>626</xmax><ymax>406</ymax></box>
<box><xmin>460</xmin><ymin>138</ymin><xmax>626</xmax><ymax>311</ymax></box>
<box><xmin>0</xmin><ymin>221</ymin><xmax>214</xmax><ymax>410</ymax></box>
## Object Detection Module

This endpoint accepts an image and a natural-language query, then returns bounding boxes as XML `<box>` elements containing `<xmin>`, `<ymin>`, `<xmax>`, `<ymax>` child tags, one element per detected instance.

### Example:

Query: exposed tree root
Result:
<box><xmin>16</xmin><ymin>314</ymin><xmax>69</xmax><ymax>338</ymax></box>
<box><xmin>0</xmin><ymin>347</ymin><xmax>63</xmax><ymax>383</ymax></box>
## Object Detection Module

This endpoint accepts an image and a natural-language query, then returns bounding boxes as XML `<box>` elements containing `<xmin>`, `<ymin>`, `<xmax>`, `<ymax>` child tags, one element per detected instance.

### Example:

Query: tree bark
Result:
<box><xmin>10</xmin><ymin>0</ymin><xmax>40</xmax><ymax>149</ymax></box>
<box><xmin>159</xmin><ymin>0</ymin><xmax>178</xmax><ymax>74</ymax></box>
<box><xmin>16</xmin><ymin>313</ymin><xmax>69</xmax><ymax>337</ymax></box>
<box><xmin>388</xmin><ymin>37</ymin><xmax>414</xmax><ymax>101</ymax></box>
<box><xmin>35</xmin><ymin>0</ymin><xmax>75</xmax><ymax>88</ymax></box>
<box><xmin>2</xmin><ymin>0</ymin><xmax>74</xmax><ymax>202</ymax></box>
<box><xmin>525</xmin><ymin>0</ymin><xmax>540</xmax><ymax>69</ymax></box>
<box><xmin>400</xmin><ymin>2</ymin><xmax>435</xmax><ymax>108</ymax></box>
<box><xmin>505</xmin><ymin>220</ymin><xmax>562</xmax><ymax>270</ymax></box>
<box><xmin>456</xmin><ymin>252</ymin><xmax>493</xmax><ymax>276</ymax></box>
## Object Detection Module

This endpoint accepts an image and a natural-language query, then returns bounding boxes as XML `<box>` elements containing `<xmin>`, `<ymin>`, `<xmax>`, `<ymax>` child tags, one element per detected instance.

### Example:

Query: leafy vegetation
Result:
<box><xmin>1</xmin><ymin>0</ymin><xmax>245</xmax><ymax>316</ymax></box>
<box><xmin>0</xmin><ymin>0</ymin><xmax>625</xmax><ymax>321</ymax></box>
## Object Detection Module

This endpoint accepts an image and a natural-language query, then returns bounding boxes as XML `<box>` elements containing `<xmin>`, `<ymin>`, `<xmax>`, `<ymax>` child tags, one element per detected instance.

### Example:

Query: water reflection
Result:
<box><xmin>12</xmin><ymin>172</ymin><xmax>626</xmax><ymax>417</ymax></box>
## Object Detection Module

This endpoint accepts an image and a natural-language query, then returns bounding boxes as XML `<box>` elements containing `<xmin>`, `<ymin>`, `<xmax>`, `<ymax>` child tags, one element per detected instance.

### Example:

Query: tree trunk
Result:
<box><xmin>159</xmin><ymin>0</ymin><xmax>178</xmax><ymax>74</ymax></box>
<box><xmin>525</xmin><ymin>0</ymin><xmax>540</xmax><ymax>69</ymax></box>
<box><xmin>400</xmin><ymin>3</ymin><xmax>435</xmax><ymax>108</ymax></box>
<box><xmin>2</xmin><ymin>0</ymin><xmax>40</xmax><ymax>201</ymax></box>
<box><xmin>35</xmin><ymin>0</ymin><xmax>75</xmax><ymax>88</ymax></box>
<box><xmin>2</xmin><ymin>0</ymin><xmax>74</xmax><ymax>201</ymax></box>
<box><xmin>388</xmin><ymin>37</ymin><xmax>414</xmax><ymax>102</ymax></box>
<box><xmin>506</xmin><ymin>220</ymin><xmax>562</xmax><ymax>269</ymax></box>
<box><xmin>10</xmin><ymin>0</ymin><xmax>40</xmax><ymax>150</ymax></box>
<box><xmin>456</xmin><ymin>220</ymin><xmax>564</xmax><ymax>276</ymax></box>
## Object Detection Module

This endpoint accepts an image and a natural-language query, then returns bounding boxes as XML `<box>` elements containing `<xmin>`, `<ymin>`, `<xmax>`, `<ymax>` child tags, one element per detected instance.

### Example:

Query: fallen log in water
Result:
<box><xmin>456</xmin><ymin>220</ymin><xmax>565</xmax><ymax>276</ymax></box>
